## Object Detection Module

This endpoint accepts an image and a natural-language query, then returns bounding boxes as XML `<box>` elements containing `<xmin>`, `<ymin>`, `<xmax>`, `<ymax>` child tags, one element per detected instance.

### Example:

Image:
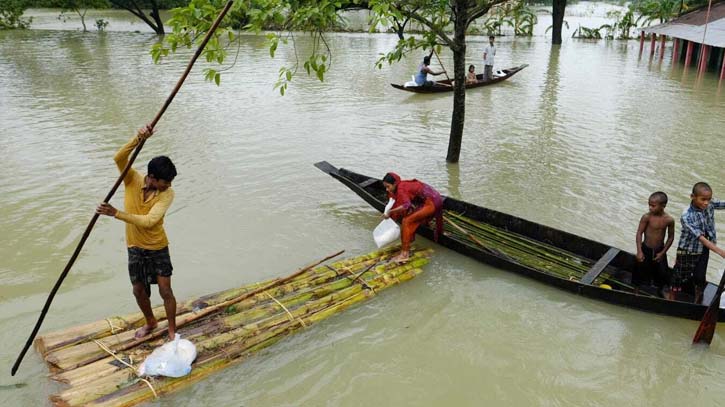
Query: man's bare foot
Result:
<box><xmin>167</xmin><ymin>329</ymin><xmax>176</xmax><ymax>341</ymax></box>
<box><xmin>135</xmin><ymin>323</ymin><xmax>158</xmax><ymax>339</ymax></box>
<box><xmin>391</xmin><ymin>251</ymin><xmax>410</xmax><ymax>264</ymax></box>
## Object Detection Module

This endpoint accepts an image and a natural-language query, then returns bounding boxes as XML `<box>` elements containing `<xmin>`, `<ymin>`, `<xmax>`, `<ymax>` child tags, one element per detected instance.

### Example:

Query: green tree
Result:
<box><xmin>155</xmin><ymin>0</ymin><xmax>514</xmax><ymax>163</ymax></box>
<box><xmin>1</xmin><ymin>0</ymin><xmax>32</xmax><ymax>29</ymax></box>
<box><xmin>107</xmin><ymin>0</ymin><xmax>187</xmax><ymax>34</ymax></box>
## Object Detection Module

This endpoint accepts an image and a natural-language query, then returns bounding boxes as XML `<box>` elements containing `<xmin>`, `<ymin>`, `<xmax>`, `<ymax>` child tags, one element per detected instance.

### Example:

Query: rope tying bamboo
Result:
<box><xmin>105</xmin><ymin>318</ymin><xmax>121</xmax><ymax>334</ymax></box>
<box><xmin>93</xmin><ymin>339</ymin><xmax>158</xmax><ymax>399</ymax></box>
<box><xmin>265</xmin><ymin>292</ymin><xmax>307</xmax><ymax>327</ymax></box>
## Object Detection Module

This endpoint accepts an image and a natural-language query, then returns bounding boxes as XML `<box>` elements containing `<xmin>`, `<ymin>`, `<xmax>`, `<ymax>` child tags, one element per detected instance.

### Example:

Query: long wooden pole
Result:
<box><xmin>433</xmin><ymin>49</ymin><xmax>451</xmax><ymax>82</ymax></box>
<box><xmin>11</xmin><ymin>0</ymin><xmax>235</xmax><ymax>376</ymax></box>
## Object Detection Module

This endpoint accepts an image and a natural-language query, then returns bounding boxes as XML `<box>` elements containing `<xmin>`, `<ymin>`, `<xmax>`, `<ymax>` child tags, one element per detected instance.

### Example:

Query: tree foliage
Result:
<box><xmin>1</xmin><ymin>0</ymin><xmax>32</xmax><ymax>29</ymax></box>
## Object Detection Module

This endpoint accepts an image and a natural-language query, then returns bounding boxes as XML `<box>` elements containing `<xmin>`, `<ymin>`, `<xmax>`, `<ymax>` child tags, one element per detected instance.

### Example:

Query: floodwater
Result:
<box><xmin>2</xmin><ymin>4</ymin><xmax>725</xmax><ymax>406</ymax></box>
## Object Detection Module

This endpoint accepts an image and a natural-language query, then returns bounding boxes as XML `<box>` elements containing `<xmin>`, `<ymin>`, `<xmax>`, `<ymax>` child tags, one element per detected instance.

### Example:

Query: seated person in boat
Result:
<box><xmin>415</xmin><ymin>55</ymin><xmax>447</xmax><ymax>87</ymax></box>
<box><xmin>466</xmin><ymin>65</ymin><xmax>479</xmax><ymax>84</ymax></box>
<box><xmin>669</xmin><ymin>182</ymin><xmax>725</xmax><ymax>303</ymax></box>
<box><xmin>96</xmin><ymin>125</ymin><xmax>178</xmax><ymax>340</ymax></box>
<box><xmin>382</xmin><ymin>173</ymin><xmax>444</xmax><ymax>263</ymax></box>
<box><xmin>634</xmin><ymin>191</ymin><xmax>674</xmax><ymax>294</ymax></box>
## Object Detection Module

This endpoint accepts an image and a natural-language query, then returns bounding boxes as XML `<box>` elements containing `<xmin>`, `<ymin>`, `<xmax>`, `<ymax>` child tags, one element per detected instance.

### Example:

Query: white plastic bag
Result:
<box><xmin>138</xmin><ymin>334</ymin><xmax>197</xmax><ymax>378</ymax></box>
<box><xmin>374</xmin><ymin>218</ymin><xmax>400</xmax><ymax>248</ymax></box>
<box><xmin>383</xmin><ymin>198</ymin><xmax>395</xmax><ymax>216</ymax></box>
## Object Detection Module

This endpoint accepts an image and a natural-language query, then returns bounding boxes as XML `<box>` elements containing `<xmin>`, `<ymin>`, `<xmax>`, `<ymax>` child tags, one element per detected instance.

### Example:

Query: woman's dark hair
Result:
<box><xmin>423</xmin><ymin>56</ymin><xmax>431</xmax><ymax>65</ymax></box>
<box><xmin>148</xmin><ymin>156</ymin><xmax>177</xmax><ymax>182</ymax></box>
<box><xmin>383</xmin><ymin>173</ymin><xmax>397</xmax><ymax>185</ymax></box>
<box><xmin>469</xmin><ymin>64</ymin><xmax>475</xmax><ymax>71</ymax></box>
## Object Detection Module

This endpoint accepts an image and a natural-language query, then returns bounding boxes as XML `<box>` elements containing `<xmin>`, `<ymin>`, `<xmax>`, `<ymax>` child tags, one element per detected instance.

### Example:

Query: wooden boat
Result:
<box><xmin>391</xmin><ymin>64</ymin><xmax>528</xmax><ymax>93</ymax></box>
<box><xmin>315</xmin><ymin>161</ymin><xmax>725</xmax><ymax>321</ymax></box>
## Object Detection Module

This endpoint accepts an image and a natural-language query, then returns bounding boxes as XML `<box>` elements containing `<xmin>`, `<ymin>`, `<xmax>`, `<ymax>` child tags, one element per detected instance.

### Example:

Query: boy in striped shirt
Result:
<box><xmin>670</xmin><ymin>182</ymin><xmax>725</xmax><ymax>303</ymax></box>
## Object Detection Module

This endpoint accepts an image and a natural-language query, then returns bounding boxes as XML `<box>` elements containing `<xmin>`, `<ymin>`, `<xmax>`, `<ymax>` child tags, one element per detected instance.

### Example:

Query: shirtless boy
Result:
<box><xmin>635</xmin><ymin>191</ymin><xmax>674</xmax><ymax>293</ymax></box>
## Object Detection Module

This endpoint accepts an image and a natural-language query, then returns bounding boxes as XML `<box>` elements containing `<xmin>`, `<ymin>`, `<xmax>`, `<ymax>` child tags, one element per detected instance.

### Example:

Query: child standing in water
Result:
<box><xmin>635</xmin><ymin>191</ymin><xmax>674</xmax><ymax>294</ymax></box>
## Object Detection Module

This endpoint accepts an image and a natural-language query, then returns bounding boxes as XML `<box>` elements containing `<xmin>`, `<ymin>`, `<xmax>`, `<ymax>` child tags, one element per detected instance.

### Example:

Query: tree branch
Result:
<box><xmin>468</xmin><ymin>0</ymin><xmax>510</xmax><ymax>26</ymax></box>
<box><xmin>393</xmin><ymin>5</ymin><xmax>454</xmax><ymax>47</ymax></box>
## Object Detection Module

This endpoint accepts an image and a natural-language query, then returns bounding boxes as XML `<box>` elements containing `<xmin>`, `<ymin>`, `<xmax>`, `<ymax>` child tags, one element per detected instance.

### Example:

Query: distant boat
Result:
<box><xmin>391</xmin><ymin>64</ymin><xmax>528</xmax><ymax>93</ymax></box>
<box><xmin>315</xmin><ymin>161</ymin><xmax>725</xmax><ymax>322</ymax></box>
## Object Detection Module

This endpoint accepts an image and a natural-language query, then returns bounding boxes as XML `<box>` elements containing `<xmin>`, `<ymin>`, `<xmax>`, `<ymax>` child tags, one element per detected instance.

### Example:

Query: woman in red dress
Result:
<box><xmin>382</xmin><ymin>172</ymin><xmax>444</xmax><ymax>263</ymax></box>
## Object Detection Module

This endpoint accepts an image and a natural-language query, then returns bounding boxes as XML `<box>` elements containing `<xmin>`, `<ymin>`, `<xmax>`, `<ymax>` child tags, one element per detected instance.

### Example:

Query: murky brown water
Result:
<box><xmin>2</xmin><ymin>4</ymin><xmax>725</xmax><ymax>406</ymax></box>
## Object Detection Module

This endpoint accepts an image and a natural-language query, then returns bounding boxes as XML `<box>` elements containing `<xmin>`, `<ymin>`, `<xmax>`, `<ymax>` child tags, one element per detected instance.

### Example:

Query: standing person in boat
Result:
<box><xmin>96</xmin><ymin>125</ymin><xmax>178</xmax><ymax>340</ymax></box>
<box><xmin>382</xmin><ymin>173</ymin><xmax>444</xmax><ymax>263</ymax></box>
<box><xmin>634</xmin><ymin>191</ymin><xmax>674</xmax><ymax>294</ymax></box>
<box><xmin>669</xmin><ymin>182</ymin><xmax>725</xmax><ymax>303</ymax></box>
<box><xmin>415</xmin><ymin>54</ymin><xmax>447</xmax><ymax>87</ymax></box>
<box><xmin>483</xmin><ymin>35</ymin><xmax>496</xmax><ymax>81</ymax></box>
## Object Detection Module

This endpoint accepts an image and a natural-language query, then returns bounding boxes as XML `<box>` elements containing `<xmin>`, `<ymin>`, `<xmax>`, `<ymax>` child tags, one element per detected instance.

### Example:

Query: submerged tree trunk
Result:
<box><xmin>149</xmin><ymin>0</ymin><xmax>165</xmax><ymax>35</ymax></box>
<box><xmin>446</xmin><ymin>2</ymin><xmax>468</xmax><ymax>163</ymax></box>
<box><xmin>552</xmin><ymin>0</ymin><xmax>566</xmax><ymax>44</ymax></box>
<box><xmin>110</xmin><ymin>0</ymin><xmax>165</xmax><ymax>35</ymax></box>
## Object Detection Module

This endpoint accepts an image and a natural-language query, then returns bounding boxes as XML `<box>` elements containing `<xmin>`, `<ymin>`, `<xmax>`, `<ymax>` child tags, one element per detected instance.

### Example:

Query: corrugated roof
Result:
<box><xmin>642</xmin><ymin>2</ymin><xmax>725</xmax><ymax>47</ymax></box>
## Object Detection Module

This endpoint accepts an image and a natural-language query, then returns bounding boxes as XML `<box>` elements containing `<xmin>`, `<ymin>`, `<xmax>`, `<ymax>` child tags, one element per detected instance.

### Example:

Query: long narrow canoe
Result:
<box><xmin>391</xmin><ymin>64</ymin><xmax>528</xmax><ymax>93</ymax></box>
<box><xmin>315</xmin><ymin>161</ymin><xmax>725</xmax><ymax>321</ymax></box>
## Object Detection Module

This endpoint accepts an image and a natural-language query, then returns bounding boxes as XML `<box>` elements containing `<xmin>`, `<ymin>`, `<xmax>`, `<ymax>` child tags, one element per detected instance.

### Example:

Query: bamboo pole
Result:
<box><xmin>12</xmin><ymin>1</ymin><xmax>236</xmax><ymax>376</ymax></box>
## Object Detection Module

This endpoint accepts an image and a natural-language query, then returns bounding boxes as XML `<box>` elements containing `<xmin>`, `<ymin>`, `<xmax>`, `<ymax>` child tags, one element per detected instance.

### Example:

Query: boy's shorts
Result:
<box><xmin>670</xmin><ymin>248</ymin><xmax>709</xmax><ymax>293</ymax></box>
<box><xmin>128</xmin><ymin>246</ymin><xmax>173</xmax><ymax>297</ymax></box>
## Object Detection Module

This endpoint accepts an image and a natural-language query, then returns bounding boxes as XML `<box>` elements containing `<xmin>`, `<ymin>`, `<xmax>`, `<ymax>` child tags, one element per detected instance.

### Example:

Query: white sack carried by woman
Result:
<box><xmin>373</xmin><ymin>199</ymin><xmax>400</xmax><ymax>248</ymax></box>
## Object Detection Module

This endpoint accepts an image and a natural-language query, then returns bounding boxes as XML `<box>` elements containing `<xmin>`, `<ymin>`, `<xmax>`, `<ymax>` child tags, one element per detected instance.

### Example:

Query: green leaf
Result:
<box><xmin>214</xmin><ymin>72</ymin><xmax>221</xmax><ymax>86</ymax></box>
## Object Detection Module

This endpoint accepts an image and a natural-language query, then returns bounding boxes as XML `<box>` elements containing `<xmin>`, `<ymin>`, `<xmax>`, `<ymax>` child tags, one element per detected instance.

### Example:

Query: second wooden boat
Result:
<box><xmin>391</xmin><ymin>64</ymin><xmax>528</xmax><ymax>93</ymax></box>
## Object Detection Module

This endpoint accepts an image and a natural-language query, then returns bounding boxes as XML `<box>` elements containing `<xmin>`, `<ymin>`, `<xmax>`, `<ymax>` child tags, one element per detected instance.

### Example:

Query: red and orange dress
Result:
<box><xmin>386</xmin><ymin>173</ymin><xmax>444</xmax><ymax>252</ymax></box>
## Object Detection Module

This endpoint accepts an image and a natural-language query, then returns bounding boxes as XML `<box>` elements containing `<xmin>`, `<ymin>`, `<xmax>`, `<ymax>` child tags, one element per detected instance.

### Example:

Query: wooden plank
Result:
<box><xmin>358</xmin><ymin>178</ymin><xmax>378</xmax><ymax>188</ymax></box>
<box><xmin>581</xmin><ymin>248</ymin><xmax>620</xmax><ymax>285</ymax></box>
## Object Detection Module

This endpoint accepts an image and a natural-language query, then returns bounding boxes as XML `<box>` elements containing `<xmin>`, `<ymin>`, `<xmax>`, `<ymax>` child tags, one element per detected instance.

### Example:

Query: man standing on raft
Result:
<box><xmin>96</xmin><ymin>125</ymin><xmax>178</xmax><ymax>340</ymax></box>
<box><xmin>382</xmin><ymin>173</ymin><xmax>444</xmax><ymax>263</ymax></box>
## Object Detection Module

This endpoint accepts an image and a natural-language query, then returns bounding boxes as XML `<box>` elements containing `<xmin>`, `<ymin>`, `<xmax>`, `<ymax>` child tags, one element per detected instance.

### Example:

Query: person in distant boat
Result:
<box><xmin>96</xmin><ymin>124</ymin><xmax>178</xmax><ymax>340</ymax></box>
<box><xmin>382</xmin><ymin>173</ymin><xmax>444</xmax><ymax>263</ymax></box>
<box><xmin>466</xmin><ymin>64</ymin><xmax>478</xmax><ymax>84</ymax></box>
<box><xmin>483</xmin><ymin>35</ymin><xmax>496</xmax><ymax>81</ymax></box>
<box><xmin>416</xmin><ymin>55</ymin><xmax>447</xmax><ymax>87</ymax></box>
<box><xmin>668</xmin><ymin>182</ymin><xmax>725</xmax><ymax>303</ymax></box>
<box><xmin>634</xmin><ymin>191</ymin><xmax>674</xmax><ymax>294</ymax></box>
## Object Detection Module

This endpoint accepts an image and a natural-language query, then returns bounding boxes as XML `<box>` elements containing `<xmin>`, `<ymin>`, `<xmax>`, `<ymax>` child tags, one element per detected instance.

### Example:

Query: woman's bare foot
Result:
<box><xmin>391</xmin><ymin>251</ymin><xmax>410</xmax><ymax>264</ymax></box>
<box><xmin>135</xmin><ymin>323</ymin><xmax>158</xmax><ymax>339</ymax></box>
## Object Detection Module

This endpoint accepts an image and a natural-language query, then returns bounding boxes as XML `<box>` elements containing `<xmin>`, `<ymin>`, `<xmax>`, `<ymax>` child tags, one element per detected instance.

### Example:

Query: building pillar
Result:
<box><xmin>659</xmin><ymin>35</ymin><xmax>666</xmax><ymax>60</ymax></box>
<box><xmin>685</xmin><ymin>41</ymin><xmax>694</xmax><ymax>66</ymax></box>
<box><xmin>639</xmin><ymin>31</ymin><xmax>645</xmax><ymax>56</ymax></box>
<box><xmin>672</xmin><ymin>38</ymin><xmax>680</xmax><ymax>64</ymax></box>
<box><xmin>650</xmin><ymin>33</ymin><xmax>657</xmax><ymax>57</ymax></box>
<box><xmin>721</xmin><ymin>49</ymin><xmax>725</xmax><ymax>81</ymax></box>
<box><xmin>698</xmin><ymin>45</ymin><xmax>710</xmax><ymax>73</ymax></box>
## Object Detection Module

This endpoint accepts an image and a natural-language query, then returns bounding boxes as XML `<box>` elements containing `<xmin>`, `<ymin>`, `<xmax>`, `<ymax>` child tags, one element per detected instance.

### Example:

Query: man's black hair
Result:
<box><xmin>489</xmin><ymin>35</ymin><xmax>495</xmax><ymax>40</ymax></box>
<box><xmin>692</xmin><ymin>182</ymin><xmax>712</xmax><ymax>196</ymax></box>
<box><xmin>423</xmin><ymin>56</ymin><xmax>431</xmax><ymax>65</ymax></box>
<box><xmin>650</xmin><ymin>191</ymin><xmax>668</xmax><ymax>205</ymax></box>
<box><xmin>148</xmin><ymin>156</ymin><xmax>177</xmax><ymax>182</ymax></box>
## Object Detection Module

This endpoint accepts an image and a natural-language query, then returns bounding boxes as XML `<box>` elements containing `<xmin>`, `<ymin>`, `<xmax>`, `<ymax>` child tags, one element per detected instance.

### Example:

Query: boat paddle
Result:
<box><xmin>432</xmin><ymin>49</ymin><xmax>452</xmax><ymax>84</ymax></box>
<box><xmin>692</xmin><ymin>270</ymin><xmax>725</xmax><ymax>345</ymax></box>
<box><xmin>11</xmin><ymin>0</ymin><xmax>235</xmax><ymax>376</ymax></box>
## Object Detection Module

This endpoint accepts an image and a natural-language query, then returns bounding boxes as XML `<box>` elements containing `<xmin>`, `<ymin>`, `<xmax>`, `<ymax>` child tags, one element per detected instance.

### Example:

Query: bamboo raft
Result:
<box><xmin>35</xmin><ymin>246</ymin><xmax>431</xmax><ymax>407</ymax></box>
